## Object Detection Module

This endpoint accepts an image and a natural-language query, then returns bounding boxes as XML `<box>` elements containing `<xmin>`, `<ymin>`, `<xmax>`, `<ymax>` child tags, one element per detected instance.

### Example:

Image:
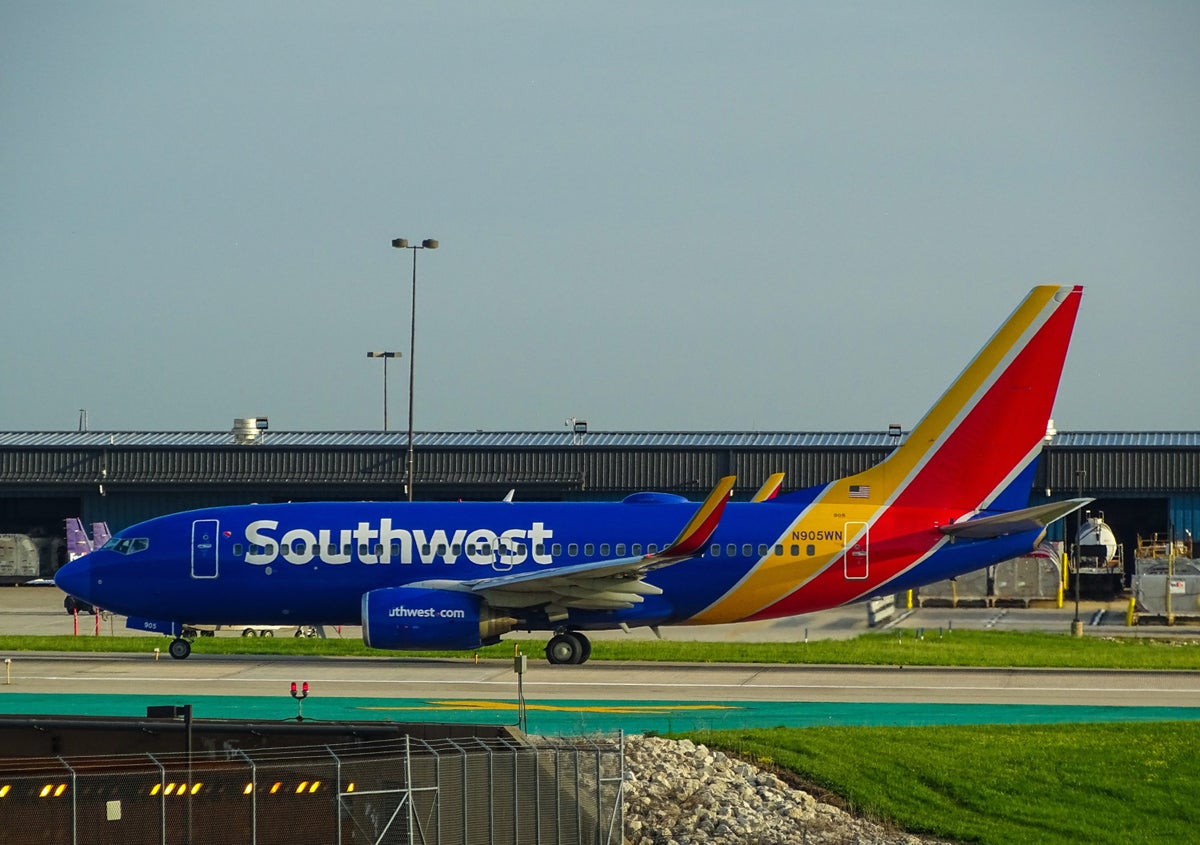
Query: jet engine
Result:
<box><xmin>361</xmin><ymin>586</ymin><xmax>516</xmax><ymax>651</ymax></box>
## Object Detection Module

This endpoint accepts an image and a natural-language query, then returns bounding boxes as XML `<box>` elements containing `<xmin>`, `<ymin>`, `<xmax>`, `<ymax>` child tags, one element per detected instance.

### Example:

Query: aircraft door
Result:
<box><xmin>192</xmin><ymin>519</ymin><xmax>219</xmax><ymax>579</ymax></box>
<box><xmin>844</xmin><ymin>521</ymin><xmax>869</xmax><ymax>580</ymax></box>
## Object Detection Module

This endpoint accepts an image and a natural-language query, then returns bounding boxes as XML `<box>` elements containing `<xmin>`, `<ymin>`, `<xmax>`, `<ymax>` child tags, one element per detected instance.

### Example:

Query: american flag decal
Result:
<box><xmin>849</xmin><ymin>484</ymin><xmax>870</xmax><ymax>499</ymax></box>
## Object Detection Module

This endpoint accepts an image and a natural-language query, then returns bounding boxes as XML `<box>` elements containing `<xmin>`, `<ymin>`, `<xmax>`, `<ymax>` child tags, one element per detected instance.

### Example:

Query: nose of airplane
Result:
<box><xmin>54</xmin><ymin>557</ymin><xmax>94</xmax><ymax>602</ymax></box>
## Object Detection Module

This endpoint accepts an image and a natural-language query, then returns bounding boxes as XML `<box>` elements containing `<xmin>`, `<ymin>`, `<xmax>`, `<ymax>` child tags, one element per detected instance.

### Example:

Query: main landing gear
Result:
<box><xmin>545</xmin><ymin>630</ymin><xmax>592</xmax><ymax>665</ymax></box>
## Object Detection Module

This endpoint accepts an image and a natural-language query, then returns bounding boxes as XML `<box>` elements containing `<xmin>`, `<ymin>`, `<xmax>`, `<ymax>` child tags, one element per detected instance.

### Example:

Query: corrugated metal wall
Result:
<box><xmin>1</xmin><ymin>441</ymin><xmax>1197</xmax><ymax>535</ymax></box>
<box><xmin>3</xmin><ymin>443</ymin><xmax>1199</xmax><ymax>493</ymax></box>
<box><xmin>1044</xmin><ymin>448</ymin><xmax>1200</xmax><ymax>493</ymax></box>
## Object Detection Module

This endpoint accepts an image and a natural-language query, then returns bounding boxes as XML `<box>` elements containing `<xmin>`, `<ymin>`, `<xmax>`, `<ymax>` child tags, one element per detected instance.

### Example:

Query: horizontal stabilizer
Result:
<box><xmin>939</xmin><ymin>498</ymin><xmax>1093</xmax><ymax>539</ymax></box>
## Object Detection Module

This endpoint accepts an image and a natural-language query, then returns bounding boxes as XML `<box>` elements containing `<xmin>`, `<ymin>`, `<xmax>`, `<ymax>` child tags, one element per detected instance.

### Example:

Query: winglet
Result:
<box><xmin>660</xmin><ymin>475</ymin><xmax>736</xmax><ymax>558</ymax></box>
<box><xmin>64</xmin><ymin>518</ymin><xmax>92</xmax><ymax>560</ymax></box>
<box><xmin>751</xmin><ymin>472</ymin><xmax>785</xmax><ymax>502</ymax></box>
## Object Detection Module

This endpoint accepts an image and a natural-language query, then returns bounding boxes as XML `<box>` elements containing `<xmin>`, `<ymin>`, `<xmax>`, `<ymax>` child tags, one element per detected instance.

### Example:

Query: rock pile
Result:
<box><xmin>623</xmin><ymin>735</ymin><xmax>951</xmax><ymax>845</ymax></box>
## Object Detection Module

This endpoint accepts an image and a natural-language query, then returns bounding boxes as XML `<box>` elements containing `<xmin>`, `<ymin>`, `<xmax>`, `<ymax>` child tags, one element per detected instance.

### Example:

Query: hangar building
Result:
<box><xmin>0</xmin><ymin>426</ymin><xmax>1197</xmax><ymax>581</ymax></box>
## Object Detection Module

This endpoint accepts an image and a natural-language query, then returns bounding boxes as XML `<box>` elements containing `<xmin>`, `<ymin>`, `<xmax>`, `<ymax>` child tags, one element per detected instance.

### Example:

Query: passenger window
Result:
<box><xmin>790</xmin><ymin>544</ymin><xmax>800</xmax><ymax>556</ymax></box>
<box><xmin>358</xmin><ymin>544</ymin><xmax>368</xmax><ymax>556</ymax></box>
<box><xmin>584</xmin><ymin>543</ymin><xmax>595</xmax><ymax>556</ymax></box>
<box><xmin>452</xmin><ymin>544</ymin><xmax>462</xmax><ymax>556</ymax></box>
<box><xmin>293</xmin><ymin>540</ymin><xmax>307</xmax><ymax>554</ymax></box>
<box><xmin>466</xmin><ymin>544</ymin><xmax>476</xmax><ymax>556</ymax></box>
<box><xmin>616</xmin><ymin>544</ymin><xmax>626</xmax><ymax>556</ymax></box>
<box><xmin>568</xmin><ymin>543</ymin><xmax>579</xmax><ymax>556</ymax></box>
<box><xmin>535</xmin><ymin>543</ymin><xmax>545</xmax><ymax>556</ymax></box>
<box><xmin>807</xmin><ymin>544</ymin><xmax>816</xmax><ymax>556</ymax></box>
<box><xmin>437</xmin><ymin>544</ymin><xmax>447</xmax><ymax>556</ymax></box>
<box><xmin>600</xmin><ymin>543</ymin><xmax>610</xmax><ymax>556</ymax></box>
<box><xmin>647</xmin><ymin>544</ymin><xmax>658</xmax><ymax>554</ymax></box>
<box><xmin>552</xmin><ymin>543</ymin><xmax>562</xmax><ymax>556</ymax></box>
<box><xmin>374</xmin><ymin>544</ymin><xmax>383</xmax><ymax>557</ymax></box>
<box><xmin>421</xmin><ymin>543</ymin><xmax>431</xmax><ymax>556</ymax></box>
<box><xmin>774</xmin><ymin>544</ymin><xmax>784</xmax><ymax>556</ymax></box>
<box><xmin>758</xmin><ymin>544</ymin><xmax>768</xmax><ymax>556</ymax></box>
<box><xmin>710</xmin><ymin>544</ymin><xmax>721</xmax><ymax>556</ymax></box>
<box><xmin>726</xmin><ymin>543</ymin><xmax>736</xmax><ymax>556</ymax></box>
<box><xmin>391</xmin><ymin>542</ymin><xmax>402</xmax><ymax>557</ymax></box>
<box><xmin>742</xmin><ymin>544</ymin><xmax>753</xmax><ymax>556</ymax></box>
<box><xmin>233</xmin><ymin>543</ymin><xmax>244</xmax><ymax>556</ymax></box>
<box><xmin>632</xmin><ymin>544</ymin><xmax>642</xmax><ymax>555</ymax></box>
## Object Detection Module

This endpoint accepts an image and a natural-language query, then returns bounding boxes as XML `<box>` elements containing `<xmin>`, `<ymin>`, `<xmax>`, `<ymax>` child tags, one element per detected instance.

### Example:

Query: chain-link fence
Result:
<box><xmin>0</xmin><ymin>733</ymin><xmax>624</xmax><ymax>845</ymax></box>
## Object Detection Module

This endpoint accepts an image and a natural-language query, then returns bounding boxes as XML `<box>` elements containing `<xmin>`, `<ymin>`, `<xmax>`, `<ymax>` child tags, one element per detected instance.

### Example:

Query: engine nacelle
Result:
<box><xmin>361</xmin><ymin>586</ymin><xmax>516</xmax><ymax>651</ymax></box>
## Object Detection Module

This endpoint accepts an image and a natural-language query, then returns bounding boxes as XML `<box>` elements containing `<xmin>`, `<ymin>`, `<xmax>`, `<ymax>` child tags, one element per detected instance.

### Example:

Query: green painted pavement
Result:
<box><xmin>3</xmin><ymin>693</ymin><xmax>1200</xmax><ymax>735</ymax></box>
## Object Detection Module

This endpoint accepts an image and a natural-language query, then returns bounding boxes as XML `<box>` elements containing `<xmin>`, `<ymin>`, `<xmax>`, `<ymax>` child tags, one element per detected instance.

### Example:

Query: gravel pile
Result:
<box><xmin>623</xmin><ymin>735</ymin><xmax>953</xmax><ymax>845</ymax></box>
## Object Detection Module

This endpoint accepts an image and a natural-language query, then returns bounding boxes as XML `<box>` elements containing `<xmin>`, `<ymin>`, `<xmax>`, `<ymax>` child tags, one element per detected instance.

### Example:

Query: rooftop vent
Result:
<box><xmin>232</xmin><ymin>417</ymin><xmax>268</xmax><ymax>444</ymax></box>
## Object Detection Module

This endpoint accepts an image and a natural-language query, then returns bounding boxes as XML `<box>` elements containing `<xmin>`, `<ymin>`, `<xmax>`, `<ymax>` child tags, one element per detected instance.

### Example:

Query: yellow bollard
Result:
<box><xmin>4</xmin><ymin>658</ymin><xmax>11</xmax><ymax>685</ymax></box>
<box><xmin>154</xmin><ymin>648</ymin><xmax>160</xmax><ymax>661</ymax></box>
<box><xmin>1126</xmin><ymin>596</ymin><xmax>1137</xmax><ymax>627</ymax></box>
<box><xmin>906</xmin><ymin>590</ymin><xmax>913</xmax><ymax>609</ymax></box>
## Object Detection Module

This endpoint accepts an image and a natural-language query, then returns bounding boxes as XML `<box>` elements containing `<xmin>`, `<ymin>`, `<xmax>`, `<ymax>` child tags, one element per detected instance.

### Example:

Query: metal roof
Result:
<box><xmin>0</xmin><ymin>430</ymin><xmax>1196</xmax><ymax>449</ymax></box>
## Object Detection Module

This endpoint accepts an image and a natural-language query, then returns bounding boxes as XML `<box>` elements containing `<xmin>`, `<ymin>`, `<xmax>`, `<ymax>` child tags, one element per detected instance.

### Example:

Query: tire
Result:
<box><xmin>168</xmin><ymin>638</ymin><xmax>191</xmax><ymax>660</ymax></box>
<box><xmin>242</xmin><ymin>628</ymin><xmax>256</xmax><ymax>637</ymax></box>
<box><xmin>545</xmin><ymin>631</ymin><xmax>588</xmax><ymax>665</ymax></box>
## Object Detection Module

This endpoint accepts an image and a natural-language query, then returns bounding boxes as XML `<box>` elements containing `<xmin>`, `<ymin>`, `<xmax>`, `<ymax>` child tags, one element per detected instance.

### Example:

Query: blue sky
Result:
<box><xmin>3</xmin><ymin>2</ymin><xmax>1197</xmax><ymax>433</ymax></box>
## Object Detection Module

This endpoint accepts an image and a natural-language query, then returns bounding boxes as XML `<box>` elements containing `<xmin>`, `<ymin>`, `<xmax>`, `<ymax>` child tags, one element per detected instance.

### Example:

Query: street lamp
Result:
<box><xmin>366</xmin><ymin>351</ymin><xmax>401</xmax><ymax>430</ymax></box>
<box><xmin>391</xmin><ymin>237</ymin><xmax>439</xmax><ymax>501</ymax></box>
<box><xmin>1072</xmin><ymin>470</ymin><xmax>1086</xmax><ymax>637</ymax></box>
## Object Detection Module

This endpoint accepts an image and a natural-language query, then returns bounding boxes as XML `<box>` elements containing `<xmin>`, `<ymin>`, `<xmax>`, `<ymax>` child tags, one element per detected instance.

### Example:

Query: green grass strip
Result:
<box><xmin>3</xmin><ymin>629</ymin><xmax>1200</xmax><ymax>669</ymax></box>
<box><xmin>682</xmin><ymin>722</ymin><xmax>1200</xmax><ymax>845</ymax></box>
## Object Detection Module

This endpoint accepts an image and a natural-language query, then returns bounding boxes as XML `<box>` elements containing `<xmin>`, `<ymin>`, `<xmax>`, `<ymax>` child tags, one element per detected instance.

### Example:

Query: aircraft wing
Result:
<box><xmin>430</xmin><ymin>476</ymin><xmax>736</xmax><ymax>612</ymax></box>
<box><xmin>939</xmin><ymin>498</ymin><xmax>1093</xmax><ymax>540</ymax></box>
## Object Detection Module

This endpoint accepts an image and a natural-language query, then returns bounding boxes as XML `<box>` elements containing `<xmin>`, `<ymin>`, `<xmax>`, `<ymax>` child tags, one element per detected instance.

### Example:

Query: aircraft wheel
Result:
<box><xmin>545</xmin><ymin>631</ymin><xmax>589</xmax><ymax>665</ymax></box>
<box><xmin>168</xmin><ymin>638</ymin><xmax>192</xmax><ymax>660</ymax></box>
<box><xmin>242</xmin><ymin>628</ymin><xmax>256</xmax><ymax>637</ymax></box>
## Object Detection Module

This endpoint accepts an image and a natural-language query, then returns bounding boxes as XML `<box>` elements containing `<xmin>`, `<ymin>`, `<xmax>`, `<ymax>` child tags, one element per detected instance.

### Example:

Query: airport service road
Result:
<box><xmin>7</xmin><ymin>582</ymin><xmax>1200</xmax><ymax>641</ymax></box>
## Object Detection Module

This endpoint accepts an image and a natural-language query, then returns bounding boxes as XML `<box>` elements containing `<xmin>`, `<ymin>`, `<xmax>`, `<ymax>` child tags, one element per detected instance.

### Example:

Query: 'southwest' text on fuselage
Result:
<box><xmin>243</xmin><ymin>519</ymin><xmax>554</xmax><ymax>569</ymax></box>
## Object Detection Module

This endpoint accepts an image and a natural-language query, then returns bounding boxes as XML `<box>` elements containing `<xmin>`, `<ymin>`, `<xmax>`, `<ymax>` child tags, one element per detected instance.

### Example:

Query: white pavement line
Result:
<box><xmin>19</xmin><ymin>674</ymin><xmax>1200</xmax><ymax>696</ymax></box>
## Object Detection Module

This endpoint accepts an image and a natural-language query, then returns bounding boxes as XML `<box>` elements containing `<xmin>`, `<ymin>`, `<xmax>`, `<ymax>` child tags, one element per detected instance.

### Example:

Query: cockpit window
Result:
<box><xmin>102</xmin><ymin>537</ymin><xmax>150</xmax><ymax>555</ymax></box>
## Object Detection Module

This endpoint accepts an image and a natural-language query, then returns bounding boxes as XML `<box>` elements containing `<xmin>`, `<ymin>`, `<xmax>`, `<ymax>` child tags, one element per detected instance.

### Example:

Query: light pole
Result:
<box><xmin>391</xmin><ymin>237</ymin><xmax>438</xmax><ymax>501</ymax></box>
<box><xmin>366</xmin><ymin>351</ymin><xmax>401</xmax><ymax>430</ymax></box>
<box><xmin>1072</xmin><ymin>470</ymin><xmax>1086</xmax><ymax>637</ymax></box>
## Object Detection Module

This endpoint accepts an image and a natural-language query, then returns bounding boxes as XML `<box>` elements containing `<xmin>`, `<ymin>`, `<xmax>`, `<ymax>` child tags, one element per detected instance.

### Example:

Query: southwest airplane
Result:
<box><xmin>56</xmin><ymin>285</ymin><xmax>1088</xmax><ymax>664</ymax></box>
